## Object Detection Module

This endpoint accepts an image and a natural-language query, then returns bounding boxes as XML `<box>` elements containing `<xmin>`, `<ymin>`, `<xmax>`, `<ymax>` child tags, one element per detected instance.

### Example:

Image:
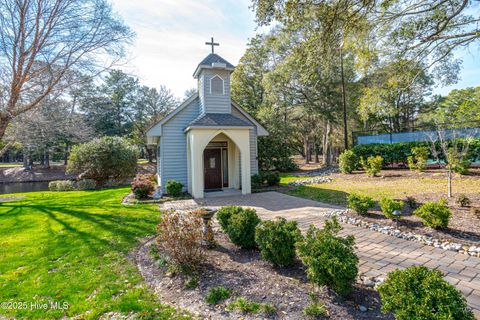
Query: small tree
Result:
<box><xmin>427</xmin><ymin>125</ymin><xmax>476</xmax><ymax>198</ymax></box>
<box><xmin>67</xmin><ymin>137</ymin><xmax>138</xmax><ymax>184</ymax></box>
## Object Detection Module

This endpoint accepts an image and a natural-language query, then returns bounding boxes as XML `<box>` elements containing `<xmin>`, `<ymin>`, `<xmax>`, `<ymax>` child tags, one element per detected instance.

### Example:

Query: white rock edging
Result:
<box><xmin>288</xmin><ymin>177</ymin><xmax>332</xmax><ymax>186</ymax></box>
<box><xmin>324</xmin><ymin>209</ymin><xmax>480</xmax><ymax>257</ymax></box>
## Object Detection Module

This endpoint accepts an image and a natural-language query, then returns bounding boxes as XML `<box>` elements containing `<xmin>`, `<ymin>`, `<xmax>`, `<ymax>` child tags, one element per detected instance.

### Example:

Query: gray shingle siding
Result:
<box><xmin>159</xmin><ymin>97</ymin><xmax>200</xmax><ymax>193</ymax></box>
<box><xmin>231</xmin><ymin>106</ymin><xmax>259</xmax><ymax>175</ymax></box>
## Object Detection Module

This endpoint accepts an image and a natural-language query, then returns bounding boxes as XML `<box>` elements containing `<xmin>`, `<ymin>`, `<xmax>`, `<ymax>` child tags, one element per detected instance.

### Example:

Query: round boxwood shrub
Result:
<box><xmin>414</xmin><ymin>200</ymin><xmax>451</xmax><ymax>229</ymax></box>
<box><xmin>378</xmin><ymin>266</ymin><xmax>474</xmax><ymax>320</ymax></box>
<box><xmin>264</xmin><ymin>171</ymin><xmax>280</xmax><ymax>186</ymax></box>
<box><xmin>347</xmin><ymin>193</ymin><xmax>375</xmax><ymax>215</ymax></box>
<box><xmin>67</xmin><ymin>137</ymin><xmax>138</xmax><ymax>184</ymax></box>
<box><xmin>255</xmin><ymin>217</ymin><xmax>302</xmax><ymax>267</ymax></box>
<box><xmin>76</xmin><ymin>179</ymin><xmax>97</xmax><ymax>190</ymax></box>
<box><xmin>48</xmin><ymin>180</ymin><xmax>75</xmax><ymax>191</ymax></box>
<box><xmin>379</xmin><ymin>197</ymin><xmax>404</xmax><ymax>219</ymax></box>
<box><xmin>296</xmin><ymin>218</ymin><xmax>358</xmax><ymax>295</ymax></box>
<box><xmin>338</xmin><ymin>150</ymin><xmax>358</xmax><ymax>174</ymax></box>
<box><xmin>216</xmin><ymin>206</ymin><xmax>261</xmax><ymax>249</ymax></box>
<box><xmin>165</xmin><ymin>179</ymin><xmax>183</xmax><ymax>197</ymax></box>
<box><xmin>216</xmin><ymin>206</ymin><xmax>244</xmax><ymax>231</ymax></box>
<box><xmin>360</xmin><ymin>155</ymin><xmax>383</xmax><ymax>177</ymax></box>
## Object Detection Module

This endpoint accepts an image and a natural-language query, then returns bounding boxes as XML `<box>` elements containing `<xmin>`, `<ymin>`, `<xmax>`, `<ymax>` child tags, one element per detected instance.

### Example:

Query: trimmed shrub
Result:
<box><xmin>264</xmin><ymin>171</ymin><xmax>280</xmax><ymax>186</ymax></box>
<box><xmin>338</xmin><ymin>150</ymin><xmax>358</xmax><ymax>174</ymax></box>
<box><xmin>251</xmin><ymin>174</ymin><xmax>263</xmax><ymax>189</ymax></box>
<box><xmin>67</xmin><ymin>136</ymin><xmax>138</xmax><ymax>184</ymax></box>
<box><xmin>205</xmin><ymin>286</ymin><xmax>232</xmax><ymax>305</ymax></box>
<box><xmin>216</xmin><ymin>206</ymin><xmax>244</xmax><ymax>231</ymax></box>
<box><xmin>456</xmin><ymin>194</ymin><xmax>471</xmax><ymax>207</ymax></box>
<box><xmin>296</xmin><ymin>218</ymin><xmax>358</xmax><ymax>295</ymax></box>
<box><xmin>217</xmin><ymin>206</ymin><xmax>260</xmax><ymax>249</ymax></box>
<box><xmin>407</xmin><ymin>146</ymin><xmax>429</xmax><ymax>172</ymax></box>
<box><xmin>379</xmin><ymin>197</ymin><xmax>404</xmax><ymax>219</ymax></box>
<box><xmin>48</xmin><ymin>180</ymin><xmax>75</xmax><ymax>191</ymax></box>
<box><xmin>131</xmin><ymin>174</ymin><xmax>156</xmax><ymax>199</ymax></box>
<box><xmin>156</xmin><ymin>210</ymin><xmax>204</xmax><ymax>268</ymax></box>
<box><xmin>165</xmin><ymin>179</ymin><xmax>183</xmax><ymax>197</ymax></box>
<box><xmin>414</xmin><ymin>200</ymin><xmax>451</xmax><ymax>229</ymax></box>
<box><xmin>378</xmin><ymin>266</ymin><xmax>474</xmax><ymax>320</ymax></box>
<box><xmin>76</xmin><ymin>179</ymin><xmax>97</xmax><ymax>190</ymax></box>
<box><xmin>347</xmin><ymin>193</ymin><xmax>375</xmax><ymax>215</ymax></box>
<box><xmin>360</xmin><ymin>155</ymin><xmax>383</xmax><ymax>177</ymax></box>
<box><xmin>255</xmin><ymin>217</ymin><xmax>302</xmax><ymax>267</ymax></box>
<box><xmin>226</xmin><ymin>208</ymin><xmax>261</xmax><ymax>249</ymax></box>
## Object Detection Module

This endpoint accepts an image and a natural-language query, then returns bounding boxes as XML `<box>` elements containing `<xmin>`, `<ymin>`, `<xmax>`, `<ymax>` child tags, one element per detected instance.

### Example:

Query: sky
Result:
<box><xmin>110</xmin><ymin>0</ymin><xmax>479</xmax><ymax>99</ymax></box>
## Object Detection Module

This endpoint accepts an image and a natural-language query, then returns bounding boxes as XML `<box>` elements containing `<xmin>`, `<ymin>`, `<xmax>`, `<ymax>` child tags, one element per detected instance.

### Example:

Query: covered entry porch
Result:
<box><xmin>186</xmin><ymin>128</ymin><xmax>251</xmax><ymax>198</ymax></box>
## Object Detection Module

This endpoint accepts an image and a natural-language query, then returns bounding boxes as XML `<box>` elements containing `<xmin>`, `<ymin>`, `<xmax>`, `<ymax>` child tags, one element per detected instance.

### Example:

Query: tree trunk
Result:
<box><xmin>146</xmin><ymin>146</ymin><xmax>154</xmax><ymax>163</ymax></box>
<box><xmin>0</xmin><ymin>141</ymin><xmax>14</xmax><ymax>158</ymax></box>
<box><xmin>322</xmin><ymin>121</ymin><xmax>332</xmax><ymax>166</ymax></box>
<box><xmin>304</xmin><ymin>138</ymin><xmax>309</xmax><ymax>164</ymax></box>
<box><xmin>64</xmin><ymin>145</ymin><xmax>69</xmax><ymax>165</ymax></box>
<box><xmin>45</xmin><ymin>150</ymin><xmax>50</xmax><ymax>169</ymax></box>
<box><xmin>340</xmin><ymin>45</ymin><xmax>348</xmax><ymax>150</ymax></box>
<box><xmin>314</xmin><ymin>142</ymin><xmax>319</xmax><ymax>163</ymax></box>
<box><xmin>447</xmin><ymin>164</ymin><xmax>452</xmax><ymax>198</ymax></box>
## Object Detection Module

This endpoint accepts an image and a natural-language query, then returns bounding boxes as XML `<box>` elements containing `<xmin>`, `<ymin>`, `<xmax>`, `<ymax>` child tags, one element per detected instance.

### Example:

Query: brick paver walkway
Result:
<box><xmin>161</xmin><ymin>191</ymin><xmax>480</xmax><ymax>317</ymax></box>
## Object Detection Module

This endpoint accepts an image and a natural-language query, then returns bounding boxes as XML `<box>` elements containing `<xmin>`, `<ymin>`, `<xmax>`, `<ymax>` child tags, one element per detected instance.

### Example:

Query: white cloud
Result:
<box><xmin>110</xmin><ymin>0</ymin><xmax>258</xmax><ymax>97</ymax></box>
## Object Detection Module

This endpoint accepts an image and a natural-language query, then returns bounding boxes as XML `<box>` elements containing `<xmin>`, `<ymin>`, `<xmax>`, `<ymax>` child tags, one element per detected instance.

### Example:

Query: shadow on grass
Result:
<box><xmin>286</xmin><ymin>185</ymin><xmax>350</xmax><ymax>206</ymax></box>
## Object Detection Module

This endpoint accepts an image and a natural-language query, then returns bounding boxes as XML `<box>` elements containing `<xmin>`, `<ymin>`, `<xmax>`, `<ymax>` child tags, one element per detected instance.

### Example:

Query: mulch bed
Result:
<box><xmin>130</xmin><ymin>231</ymin><xmax>392</xmax><ymax>320</ymax></box>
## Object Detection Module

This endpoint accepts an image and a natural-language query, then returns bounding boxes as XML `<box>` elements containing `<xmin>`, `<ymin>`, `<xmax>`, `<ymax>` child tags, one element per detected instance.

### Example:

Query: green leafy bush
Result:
<box><xmin>360</xmin><ymin>155</ymin><xmax>383</xmax><ymax>177</ymax></box>
<box><xmin>296</xmin><ymin>218</ymin><xmax>358</xmax><ymax>295</ymax></box>
<box><xmin>338</xmin><ymin>150</ymin><xmax>358</xmax><ymax>174</ymax></box>
<box><xmin>251</xmin><ymin>174</ymin><xmax>263</xmax><ymax>189</ymax></box>
<box><xmin>303</xmin><ymin>302</ymin><xmax>329</xmax><ymax>318</ymax></box>
<box><xmin>67</xmin><ymin>136</ymin><xmax>138</xmax><ymax>184</ymax></box>
<box><xmin>378</xmin><ymin>266</ymin><xmax>474</xmax><ymax>320</ymax></box>
<box><xmin>217</xmin><ymin>206</ymin><xmax>261</xmax><ymax>249</ymax></box>
<box><xmin>165</xmin><ymin>179</ymin><xmax>183</xmax><ymax>197</ymax></box>
<box><xmin>456</xmin><ymin>194</ymin><xmax>471</xmax><ymax>207</ymax></box>
<box><xmin>48</xmin><ymin>180</ymin><xmax>75</xmax><ymax>191</ymax></box>
<box><xmin>453</xmin><ymin>159</ymin><xmax>471</xmax><ymax>175</ymax></box>
<box><xmin>264</xmin><ymin>171</ymin><xmax>280</xmax><ymax>186</ymax></box>
<box><xmin>414</xmin><ymin>200</ymin><xmax>452</xmax><ymax>228</ymax></box>
<box><xmin>255</xmin><ymin>217</ymin><xmax>302</xmax><ymax>267</ymax></box>
<box><xmin>76</xmin><ymin>179</ymin><xmax>97</xmax><ymax>190</ymax></box>
<box><xmin>347</xmin><ymin>193</ymin><xmax>375</xmax><ymax>215</ymax></box>
<box><xmin>131</xmin><ymin>174</ymin><xmax>156</xmax><ymax>199</ymax></box>
<box><xmin>205</xmin><ymin>286</ymin><xmax>232</xmax><ymax>305</ymax></box>
<box><xmin>216</xmin><ymin>206</ymin><xmax>244</xmax><ymax>231</ymax></box>
<box><xmin>227</xmin><ymin>297</ymin><xmax>260</xmax><ymax>314</ymax></box>
<box><xmin>407</xmin><ymin>146</ymin><xmax>429</xmax><ymax>172</ymax></box>
<box><xmin>251</xmin><ymin>171</ymin><xmax>280</xmax><ymax>188</ymax></box>
<box><xmin>379</xmin><ymin>197</ymin><xmax>404</xmax><ymax>219</ymax></box>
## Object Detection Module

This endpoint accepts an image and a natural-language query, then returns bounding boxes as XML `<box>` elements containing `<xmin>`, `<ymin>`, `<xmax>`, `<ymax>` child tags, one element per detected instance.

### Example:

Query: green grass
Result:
<box><xmin>0</xmin><ymin>188</ymin><xmax>188</xmax><ymax>319</ymax></box>
<box><xmin>205</xmin><ymin>286</ymin><xmax>232</xmax><ymax>305</ymax></box>
<box><xmin>0</xmin><ymin>163</ymin><xmax>23</xmax><ymax>167</ymax></box>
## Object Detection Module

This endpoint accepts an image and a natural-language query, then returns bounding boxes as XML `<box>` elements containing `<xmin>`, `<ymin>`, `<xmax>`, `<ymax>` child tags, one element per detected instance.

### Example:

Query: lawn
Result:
<box><xmin>0</xmin><ymin>163</ymin><xmax>23</xmax><ymax>167</ymax></box>
<box><xmin>0</xmin><ymin>188</ymin><xmax>187</xmax><ymax>319</ymax></box>
<box><xmin>281</xmin><ymin>170</ymin><xmax>480</xmax><ymax>206</ymax></box>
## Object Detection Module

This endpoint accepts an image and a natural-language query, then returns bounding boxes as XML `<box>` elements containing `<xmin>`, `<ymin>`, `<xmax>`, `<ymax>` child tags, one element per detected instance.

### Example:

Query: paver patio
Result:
<box><xmin>161</xmin><ymin>191</ymin><xmax>480</xmax><ymax>316</ymax></box>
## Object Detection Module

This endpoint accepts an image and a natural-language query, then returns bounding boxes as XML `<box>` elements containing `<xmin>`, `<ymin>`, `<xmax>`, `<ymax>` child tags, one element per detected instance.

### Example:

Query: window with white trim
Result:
<box><xmin>210</xmin><ymin>75</ymin><xmax>224</xmax><ymax>95</ymax></box>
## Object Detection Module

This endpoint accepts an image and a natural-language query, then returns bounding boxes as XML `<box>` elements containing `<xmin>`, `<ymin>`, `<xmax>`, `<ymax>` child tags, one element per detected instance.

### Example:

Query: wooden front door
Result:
<box><xmin>204</xmin><ymin>148</ymin><xmax>222</xmax><ymax>190</ymax></box>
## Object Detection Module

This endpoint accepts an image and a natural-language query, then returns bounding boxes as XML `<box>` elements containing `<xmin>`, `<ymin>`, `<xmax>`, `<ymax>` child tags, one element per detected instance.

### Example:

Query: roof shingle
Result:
<box><xmin>188</xmin><ymin>113</ymin><xmax>252</xmax><ymax>128</ymax></box>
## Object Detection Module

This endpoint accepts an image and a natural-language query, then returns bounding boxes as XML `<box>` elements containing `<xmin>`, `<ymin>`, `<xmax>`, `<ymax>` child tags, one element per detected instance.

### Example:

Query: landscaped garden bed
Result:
<box><xmin>283</xmin><ymin>169</ymin><xmax>480</xmax><ymax>249</ymax></box>
<box><xmin>131</xmin><ymin>230</ymin><xmax>390</xmax><ymax>320</ymax></box>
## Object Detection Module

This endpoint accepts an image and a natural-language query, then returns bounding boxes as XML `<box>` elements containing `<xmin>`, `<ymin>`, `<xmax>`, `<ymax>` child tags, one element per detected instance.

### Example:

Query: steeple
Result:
<box><xmin>194</xmin><ymin>38</ymin><xmax>235</xmax><ymax>114</ymax></box>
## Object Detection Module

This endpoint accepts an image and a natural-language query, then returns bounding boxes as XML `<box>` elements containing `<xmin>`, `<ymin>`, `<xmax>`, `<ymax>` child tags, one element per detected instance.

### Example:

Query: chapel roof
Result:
<box><xmin>188</xmin><ymin>113</ymin><xmax>252</xmax><ymax>128</ymax></box>
<box><xmin>193</xmin><ymin>53</ymin><xmax>235</xmax><ymax>78</ymax></box>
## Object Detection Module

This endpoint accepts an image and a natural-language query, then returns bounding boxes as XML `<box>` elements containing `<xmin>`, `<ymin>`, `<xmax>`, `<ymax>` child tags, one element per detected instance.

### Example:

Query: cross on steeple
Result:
<box><xmin>205</xmin><ymin>37</ymin><xmax>219</xmax><ymax>54</ymax></box>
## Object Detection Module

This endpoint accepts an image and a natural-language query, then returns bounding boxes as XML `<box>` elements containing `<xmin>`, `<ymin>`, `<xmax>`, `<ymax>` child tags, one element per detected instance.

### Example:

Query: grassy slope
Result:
<box><xmin>0</xmin><ymin>188</ymin><xmax>186</xmax><ymax>319</ymax></box>
<box><xmin>281</xmin><ymin>173</ymin><xmax>480</xmax><ymax>206</ymax></box>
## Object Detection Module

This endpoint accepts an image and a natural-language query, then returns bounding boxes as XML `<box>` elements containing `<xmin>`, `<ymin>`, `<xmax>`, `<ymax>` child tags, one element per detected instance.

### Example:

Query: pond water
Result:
<box><xmin>0</xmin><ymin>181</ymin><xmax>50</xmax><ymax>195</ymax></box>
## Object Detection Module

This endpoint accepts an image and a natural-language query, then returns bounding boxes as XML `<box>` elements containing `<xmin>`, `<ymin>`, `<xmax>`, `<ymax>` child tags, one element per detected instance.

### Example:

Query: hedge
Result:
<box><xmin>352</xmin><ymin>138</ymin><xmax>480</xmax><ymax>166</ymax></box>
